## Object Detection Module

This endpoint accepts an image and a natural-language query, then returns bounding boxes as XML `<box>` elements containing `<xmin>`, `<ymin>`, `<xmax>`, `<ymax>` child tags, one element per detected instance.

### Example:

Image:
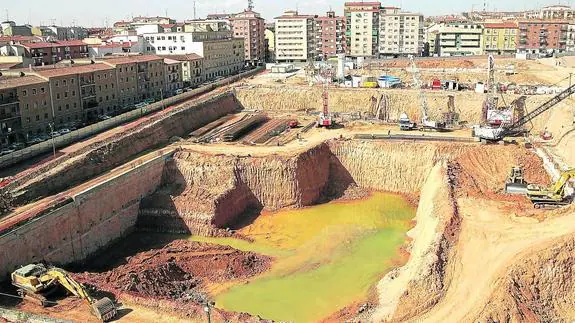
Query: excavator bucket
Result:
<box><xmin>91</xmin><ymin>297</ymin><xmax>117</xmax><ymax>322</ymax></box>
<box><xmin>505</xmin><ymin>182</ymin><xmax>528</xmax><ymax>194</ymax></box>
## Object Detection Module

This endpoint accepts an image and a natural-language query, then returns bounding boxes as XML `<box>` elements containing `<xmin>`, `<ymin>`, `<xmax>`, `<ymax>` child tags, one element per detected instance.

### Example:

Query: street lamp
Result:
<box><xmin>48</xmin><ymin>122</ymin><xmax>56</xmax><ymax>156</ymax></box>
<box><xmin>204</xmin><ymin>301</ymin><xmax>215</xmax><ymax>323</ymax></box>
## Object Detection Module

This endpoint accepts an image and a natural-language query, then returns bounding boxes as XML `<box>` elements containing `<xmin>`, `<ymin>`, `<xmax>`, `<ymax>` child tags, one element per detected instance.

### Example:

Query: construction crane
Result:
<box><xmin>317</xmin><ymin>67</ymin><xmax>334</xmax><ymax>128</ymax></box>
<box><xmin>407</xmin><ymin>55</ymin><xmax>446</xmax><ymax>131</ymax></box>
<box><xmin>527</xmin><ymin>169</ymin><xmax>575</xmax><ymax>208</ymax></box>
<box><xmin>11</xmin><ymin>263</ymin><xmax>117</xmax><ymax>321</ymax></box>
<box><xmin>473</xmin><ymin>83</ymin><xmax>575</xmax><ymax>142</ymax></box>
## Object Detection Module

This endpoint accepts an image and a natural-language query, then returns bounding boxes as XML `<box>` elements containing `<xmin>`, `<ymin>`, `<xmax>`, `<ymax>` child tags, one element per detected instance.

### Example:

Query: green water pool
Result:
<box><xmin>191</xmin><ymin>192</ymin><xmax>415</xmax><ymax>322</ymax></box>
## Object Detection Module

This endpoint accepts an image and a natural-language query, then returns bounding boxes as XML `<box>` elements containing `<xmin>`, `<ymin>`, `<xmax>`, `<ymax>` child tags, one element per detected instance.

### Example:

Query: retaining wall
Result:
<box><xmin>0</xmin><ymin>153</ymin><xmax>168</xmax><ymax>280</ymax></box>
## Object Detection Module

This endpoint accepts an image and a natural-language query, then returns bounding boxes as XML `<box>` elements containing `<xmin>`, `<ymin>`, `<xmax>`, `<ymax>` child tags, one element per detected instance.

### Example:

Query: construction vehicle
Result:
<box><xmin>408</xmin><ymin>55</ymin><xmax>447</xmax><ymax>131</ymax></box>
<box><xmin>361</xmin><ymin>76</ymin><xmax>378</xmax><ymax>88</ymax></box>
<box><xmin>505</xmin><ymin>166</ymin><xmax>528</xmax><ymax>194</ymax></box>
<box><xmin>11</xmin><ymin>263</ymin><xmax>117</xmax><ymax>321</ymax></box>
<box><xmin>399</xmin><ymin>112</ymin><xmax>417</xmax><ymax>130</ymax></box>
<box><xmin>527</xmin><ymin>169</ymin><xmax>575</xmax><ymax>208</ymax></box>
<box><xmin>473</xmin><ymin>83</ymin><xmax>575</xmax><ymax>142</ymax></box>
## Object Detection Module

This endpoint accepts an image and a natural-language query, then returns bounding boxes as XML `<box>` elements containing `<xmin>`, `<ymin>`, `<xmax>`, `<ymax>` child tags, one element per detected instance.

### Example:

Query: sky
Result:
<box><xmin>2</xmin><ymin>0</ymin><xmax>574</xmax><ymax>27</ymax></box>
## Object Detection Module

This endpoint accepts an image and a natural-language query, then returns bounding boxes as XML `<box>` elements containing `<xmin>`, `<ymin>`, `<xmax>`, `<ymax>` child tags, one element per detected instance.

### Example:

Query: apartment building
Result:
<box><xmin>378</xmin><ymin>7</ymin><xmax>424</xmax><ymax>57</ymax></box>
<box><xmin>482</xmin><ymin>22</ymin><xmax>518</xmax><ymax>55</ymax></box>
<box><xmin>427</xmin><ymin>22</ymin><xmax>483</xmax><ymax>56</ymax></box>
<box><xmin>35</xmin><ymin>64</ymin><xmax>119</xmax><ymax>123</ymax></box>
<box><xmin>102</xmin><ymin>55</ymin><xmax>165</xmax><ymax>104</ymax></box>
<box><xmin>1</xmin><ymin>21</ymin><xmax>33</xmax><ymax>37</ymax></box>
<box><xmin>314</xmin><ymin>11</ymin><xmax>346</xmax><ymax>60</ymax></box>
<box><xmin>230</xmin><ymin>9</ymin><xmax>266</xmax><ymax>64</ymax></box>
<box><xmin>344</xmin><ymin>2</ymin><xmax>381</xmax><ymax>57</ymax></box>
<box><xmin>163</xmin><ymin>58</ymin><xmax>183</xmax><ymax>95</ymax></box>
<box><xmin>0</xmin><ymin>40</ymin><xmax>89</xmax><ymax>66</ymax></box>
<box><xmin>142</xmin><ymin>31</ymin><xmax>232</xmax><ymax>55</ymax></box>
<box><xmin>0</xmin><ymin>76</ymin><xmax>47</xmax><ymax>146</ymax></box>
<box><xmin>566</xmin><ymin>24</ymin><xmax>575</xmax><ymax>52</ymax></box>
<box><xmin>540</xmin><ymin>5</ymin><xmax>575</xmax><ymax>20</ymax></box>
<box><xmin>185</xmin><ymin>20</ymin><xmax>231</xmax><ymax>32</ymax></box>
<box><xmin>203</xmin><ymin>38</ymin><xmax>244</xmax><ymax>79</ymax></box>
<box><xmin>517</xmin><ymin>20</ymin><xmax>568</xmax><ymax>54</ymax></box>
<box><xmin>159</xmin><ymin>54</ymin><xmax>204</xmax><ymax>87</ymax></box>
<box><xmin>274</xmin><ymin>10</ymin><xmax>316</xmax><ymax>62</ymax></box>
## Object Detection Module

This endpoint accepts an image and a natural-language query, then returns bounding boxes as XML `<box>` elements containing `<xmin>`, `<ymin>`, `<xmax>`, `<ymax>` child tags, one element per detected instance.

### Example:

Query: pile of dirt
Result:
<box><xmin>453</xmin><ymin>145</ymin><xmax>550</xmax><ymax>200</ymax></box>
<box><xmin>365</xmin><ymin>58</ymin><xmax>476</xmax><ymax>69</ymax></box>
<box><xmin>74</xmin><ymin>240</ymin><xmax>271</xmax><ymax>301</ymax></box>
<box><xmin>0</xmin><ymin>191</ymin><xmax>12</xmax><ymax>218</ymax></box>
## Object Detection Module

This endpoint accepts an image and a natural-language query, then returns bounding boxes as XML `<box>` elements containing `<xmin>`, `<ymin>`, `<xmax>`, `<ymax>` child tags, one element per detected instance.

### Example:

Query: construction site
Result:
<box><xmin>0</xmin><ymin>54</ymin><xmax>574</xmax><ymax>322</ymax></box>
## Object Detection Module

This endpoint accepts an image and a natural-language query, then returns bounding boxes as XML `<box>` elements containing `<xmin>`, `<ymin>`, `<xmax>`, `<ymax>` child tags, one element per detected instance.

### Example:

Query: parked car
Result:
<box><xmin>50</xmin><ymin>131</ymin><xmax>62</xmax><ymax>137</ymax></box>
<box><xmin>27</xmin><ymin>137</ymin><xmax>42</xmax><ymax>145</ymax></box>
<box><xmin>59</xmin><ymin>128</ymin><xmax>71</xmax><ymax>134</ymax></box>
<box><xmin>99</xmin><ymin>115</ymin><xmax>112</xmax><ymax>121</ymax></box>
<box><xmin>0</xmin><ymin>148</ymin><xmax>15</xmax><ymax>156</ymax></box>
<box><xmin>9</xmin><ymin>143</ymin><xmax>25</xmax><ymax>150</ymax></box>
<box><xmin>175</xmin><ymin>89</ymin><xmax>184</xmax><ymax>95</ymax></box>
<box><xmin>38</xmin><ymin>135</ymin><xmax>50</xmax><ymax>141</ymax></box>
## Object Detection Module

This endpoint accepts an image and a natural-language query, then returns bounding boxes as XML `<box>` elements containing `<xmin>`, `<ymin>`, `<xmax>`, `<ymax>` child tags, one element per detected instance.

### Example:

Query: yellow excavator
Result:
<box><xmin>527</xmin><ymin>169</ymin><xmax>575</xmax><ymax>208</ymax></box>
<box><xmin>11</xmin><ymin>263</ymin><xmax>117</xmax><ymax>321</ymax></box>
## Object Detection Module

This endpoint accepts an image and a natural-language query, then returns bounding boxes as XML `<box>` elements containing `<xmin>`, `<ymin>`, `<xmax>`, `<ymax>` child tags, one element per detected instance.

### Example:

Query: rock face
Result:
<box><xmin>476</xmin><ymin>235</ymin><xmax>575</xmax><ymax>322</ymax></box>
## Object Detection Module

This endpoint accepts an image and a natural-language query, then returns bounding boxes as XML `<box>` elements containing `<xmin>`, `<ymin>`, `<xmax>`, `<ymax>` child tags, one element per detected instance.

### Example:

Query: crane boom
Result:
<box><xmin>408</xmin><ymin>55</ymin><xmax>430</xmax><ymax>123</ymax></box>
<box><xmin>503</xmin><ymin>83</ymin><xmax>575</xmax><ymax>136</ymax></box>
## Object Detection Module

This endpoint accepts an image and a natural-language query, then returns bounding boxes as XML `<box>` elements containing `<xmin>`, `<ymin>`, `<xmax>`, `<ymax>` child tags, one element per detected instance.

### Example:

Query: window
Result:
<box><xmin>22</xmin><ymin>90</ymin><xmax>27</xmax><ymax>96</ymax></box>
<box><xmin>55</xmin><ymin>81</ymin><xmax>59</xmax><ymax>87</ymax></box>
<box><xmin>64</xmin><ymin>92</ymin><xmax>68</xmax><ymax>98</ymax></box>
<box><xmin>56</xmin><ymin>93</ymin><xmax>60</xmax><ymax>99</ymax></box>
<box><xmin>71</xmin><ymin>78</ymin><xmax>74</xmax><ymax>84</ymax></box>
<box><xmin>65</xmin><ymin>104</ymin><xmax>69</xmax><ymax>110</ymax></box>
<box><xmin>63</xmin><ymin>80</ymin><xmax>67</xmax><ymax>86</ymax></box>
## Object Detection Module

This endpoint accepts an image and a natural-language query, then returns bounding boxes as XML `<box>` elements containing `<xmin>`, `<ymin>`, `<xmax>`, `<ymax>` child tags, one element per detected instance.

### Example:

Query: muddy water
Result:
<box><xmin>192</xmin><ymin>192</ymin><xmax>415</xmax><ymax>322</ymax></box>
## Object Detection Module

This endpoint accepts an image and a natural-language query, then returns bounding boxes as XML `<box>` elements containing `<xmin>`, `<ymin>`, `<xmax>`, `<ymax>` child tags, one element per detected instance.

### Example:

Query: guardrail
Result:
<box><xmin>354</xmin><ymin>133</ymin><xmax>478</xmax><ymax>143</ymax></box>
<box><xmin>0</xmin><ymin>67</ymin><xmax>263</xmax><ymax>169</ymax></box>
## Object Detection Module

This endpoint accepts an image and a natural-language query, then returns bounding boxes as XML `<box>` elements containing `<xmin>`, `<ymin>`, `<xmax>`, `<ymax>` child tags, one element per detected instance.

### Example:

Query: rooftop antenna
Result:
<box><xmin>193</xmin><ymin>0</ymin><xmax>197</xmax><ymax>19</ymax></box>
<box><xmin>248</xmin><ymin>0</ymin><xmax>254</xmax><ymax>10</ymax></box>
<box><xmin>165</xmin><ymin>8</ymin><xmax>168</xmax><ymax>17</ymax></box>
<box><xmin>5</xmin><ymin>9</ymin><xmax>9</xmax><ymax>21</ymax></box>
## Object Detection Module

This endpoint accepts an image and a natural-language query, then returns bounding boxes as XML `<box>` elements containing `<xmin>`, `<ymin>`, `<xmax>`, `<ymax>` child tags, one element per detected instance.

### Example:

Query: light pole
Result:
<box><xmin>48</xmin><ymin>122</ymin><xmax>55</xmax><ymax>156</ymax></box>
<box><xmin>204</xmin><ymin>301</ymin><xmax>215</xmax><ymax>323</ymax></box>
<box><xmin>160</xmin><ymin>88</ymin><xmax>164</xmax><ymax>110</ymax></box>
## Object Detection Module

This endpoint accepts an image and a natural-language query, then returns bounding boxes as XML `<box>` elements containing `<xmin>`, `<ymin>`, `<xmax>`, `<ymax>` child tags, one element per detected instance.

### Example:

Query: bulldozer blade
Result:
<box><xmin>91</xmin><ymin>297</ymin><xmax>117</xmax><ymax>322</ymax></box>
<box><xmin>505</xmin><ymin>183</ymin><xmax>528</xmax><ymax>195</ymax></box>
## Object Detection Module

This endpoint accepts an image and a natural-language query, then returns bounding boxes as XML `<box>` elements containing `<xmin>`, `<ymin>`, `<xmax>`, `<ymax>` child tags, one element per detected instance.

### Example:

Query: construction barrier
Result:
<box><xmin>0</xmin><ymin>67</ymin><xmax>263</xmax><ymax>169</ymax></box>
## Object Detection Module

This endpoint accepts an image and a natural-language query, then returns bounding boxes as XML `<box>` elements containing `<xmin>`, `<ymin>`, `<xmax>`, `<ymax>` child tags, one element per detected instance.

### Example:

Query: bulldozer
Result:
<box><xmin>505</xmin><ymin>165</ymin><xmax>528</xmax><ymax>194</ymax></box>
<box><xmin>11</xmin><ymin>263</ymin><xmax>117</xmax><ymax>321</ymax></box>
<box><xmin>527</xmin><ymin>169</ymin><xmax>575</xmax><ymax>208</ymax></box>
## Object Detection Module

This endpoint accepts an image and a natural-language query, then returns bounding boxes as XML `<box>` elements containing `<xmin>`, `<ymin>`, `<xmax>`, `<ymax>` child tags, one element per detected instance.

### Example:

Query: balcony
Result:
<box><xmin>83</xmin><ymin>100</ymin><xmax>98</xmax><ymax>109</ymax></box>
<box><xmin>80</xmin><ymin>79</ymin><xmax>95</xmax><ymax>87</ymax></box>
<box><xmin>0</xmin><ymin>97</ymin><xmax>18</xmax><ymax>107</ymax></box>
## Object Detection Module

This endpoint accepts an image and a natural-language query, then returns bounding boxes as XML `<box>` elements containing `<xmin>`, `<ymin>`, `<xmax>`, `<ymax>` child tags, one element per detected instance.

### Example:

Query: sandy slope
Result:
<box><xmin>416</xmin><ymin>198</ymin><xmax>575</xmax><ymax>322</ymax></box>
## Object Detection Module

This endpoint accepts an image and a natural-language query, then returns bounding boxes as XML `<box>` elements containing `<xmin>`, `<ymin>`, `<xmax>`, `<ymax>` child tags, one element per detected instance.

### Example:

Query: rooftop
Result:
<box><xmin>33</xmin><ymin>63</ymin><xmax>114</xmax><ymax>77</ymax></box>
<box><xmin>483</xmin><ymin>22</ymin><xmax>518</xmax><ymax>28</ymax></box>
<box><xmin>0</xmin><ymin>75</ymin><xmax>47</xmax><ymax>90</ymax></box>
<box><xmin>157</xmin><ymin>54</ymin><xmax>203</xmax><ymax>61</ymax></box>
<box><xmin>100</xmin><ymin>55</ymin><xmax>163</xmax><ymax>65</ymax></box>
<box><xmin>21</xmin><ymin>40</ymin><xmax>86</xmax><ymax>49</ymax></box>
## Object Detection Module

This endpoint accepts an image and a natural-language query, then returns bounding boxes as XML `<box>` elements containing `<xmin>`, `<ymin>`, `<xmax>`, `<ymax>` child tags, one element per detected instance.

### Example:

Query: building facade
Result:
<box><xmin>314</xmin><ymin>11</ymin><xmax>346</xmax><ymax>60</ymax></box>
<box><xmin>0</xmin><ymin>41</ymin><xmax>89</xmax><ymax>66</ymax></box>
<box><xmin>517</xmin><ymin>20</ymin><xmax>568</xmax><ymax>54</ymax></box>
<box><xmin>163</xmin><ymin>58</ymin><xmax>183</xmax><ymax>96</ymax></box>
<box><xmin>143</xmin><ymin>31</ymin><xmax>232</xmax><ymax>55</ymax></box>
<box><xmin>230</xmin><ymin>9</ymin><xmax>266</xmax><ymax>64</ymax></box>
<box><xmin>482</xmin><ymin>22</ymin><xmax>518</xmax><ymax>55</ymax></box>
<box><xmin>378</xmin><ymin>7</ymin><xmax>424</xmax><ymax>57</ymax></box>
<box><xmin>159</xmin><ymin>54</ymin><xmax>204</xmax><ymax>87</ymax></box>
<box><xmin>427</xmin><ymin>22</ymin><xmax>483</xmax><ymax>56</ymax></box>
<box><xmin>540</xmin><ymin>5</ymin><xmax>575</xmax><ymax>20</ymax></box>
<box><xmin>1</xmin><ymin>21</ymin><xmax>33</xmax><ymax>37</ymax></box>
<box><xmin>344</xmin><ymin>2</ymin><xmax>381</xmax><ymax>57</ymax></box>
<box><xmin>274</xmin><ymin>10</ymin><xmax>315</xmax><ymax>62</ymax></box>
<box><xmin>203</xmin><ymin>38</ymin><xmax>244</xmax><ymax>79</ymax></box>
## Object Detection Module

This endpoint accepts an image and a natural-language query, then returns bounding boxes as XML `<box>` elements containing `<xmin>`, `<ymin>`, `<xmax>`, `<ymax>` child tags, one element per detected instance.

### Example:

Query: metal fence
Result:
<box><xmin>0</xmin><ymin>67</ymin><xmax>263</xmax><ymax>169</ymax></box>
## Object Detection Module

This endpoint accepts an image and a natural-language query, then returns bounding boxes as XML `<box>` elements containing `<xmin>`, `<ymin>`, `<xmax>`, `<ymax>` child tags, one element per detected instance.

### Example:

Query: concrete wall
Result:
<box><xmin>0</xmin><ymin>153</ymin><xmax>168</xmax><ymax>280</ymax></box>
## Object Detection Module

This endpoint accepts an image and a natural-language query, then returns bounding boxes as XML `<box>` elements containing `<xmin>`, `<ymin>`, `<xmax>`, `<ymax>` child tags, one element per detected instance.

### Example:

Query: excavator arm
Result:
<box><xmin>45</xmin><ymin>268</ymin><xmax>95</xmax><ymax>303</ymax></box>
<box><xmin>550</xmin><ymin>169</ymin><xmax>575</xmax><ymax>196</ymax></box>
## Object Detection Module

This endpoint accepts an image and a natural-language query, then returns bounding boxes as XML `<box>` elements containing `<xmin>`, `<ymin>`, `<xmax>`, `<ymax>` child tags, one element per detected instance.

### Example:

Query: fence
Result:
<box><xmin>0</xmin><ymin>67</ymin><xmax>263</xmax><ymax>169</ymax></box>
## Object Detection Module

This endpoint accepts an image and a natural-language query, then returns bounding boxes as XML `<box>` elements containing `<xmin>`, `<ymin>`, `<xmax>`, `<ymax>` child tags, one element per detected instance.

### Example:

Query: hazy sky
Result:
<box><xmin>2</xmin><ymin>0</ymin><xmax>573</xmax><ymax>26</ymax></box>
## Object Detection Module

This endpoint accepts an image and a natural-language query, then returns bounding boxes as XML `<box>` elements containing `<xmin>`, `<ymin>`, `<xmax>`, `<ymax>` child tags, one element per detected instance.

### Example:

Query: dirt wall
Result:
<box><xmin>0</xmin><ymin>155</ymin><xmax>166</xmax><ymax>280</ymax></box>
<box><xmin>13</xmin><ymin>93</ymin><xmax>241</xmax><ymax>206</ymax></box>
<box><xmin>235</xmin><ymin>86</ymin><xmax>574</xmax><ymax>133</ymax></box>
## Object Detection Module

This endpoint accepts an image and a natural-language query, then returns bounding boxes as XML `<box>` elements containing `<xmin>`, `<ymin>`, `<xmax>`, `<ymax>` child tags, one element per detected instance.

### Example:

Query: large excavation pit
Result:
<box><xmin>4</xmin><ymin>137</ymin><xmax>569</xmax><ymax>322</ymax></box>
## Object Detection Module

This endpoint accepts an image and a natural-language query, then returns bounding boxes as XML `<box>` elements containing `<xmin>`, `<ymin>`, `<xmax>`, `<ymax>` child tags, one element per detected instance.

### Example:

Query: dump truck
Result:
<box><xmin>505</xmin><ymin>166</ymin><xmax>528</xmax><ymax>194</ymax></box>
<box><xmin>527</xmin><ymin>169</ymin><xmax>575</xmax><ymax>208</ymax></box>
<box><xmin>11</xmin><ymin>263</ymin><xmax>117</xmax><ymax>321</ymax></box>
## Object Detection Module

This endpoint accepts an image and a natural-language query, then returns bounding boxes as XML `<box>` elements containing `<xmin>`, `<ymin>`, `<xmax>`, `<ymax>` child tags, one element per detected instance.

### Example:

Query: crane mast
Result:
<box><xmin>408</xmin><ymin>55</ymin><xmax>445</xmax><ymax>130</ymax></box>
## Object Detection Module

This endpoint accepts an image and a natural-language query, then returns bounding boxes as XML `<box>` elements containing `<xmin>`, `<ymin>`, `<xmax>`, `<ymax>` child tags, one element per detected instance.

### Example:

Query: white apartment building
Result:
<box><xmin>142</xmin><ymin>31</ymin><xmax>232</xmax><ymax>55</ymax></box>
<box><xmin>427</xmin><ymin>22</ymin><xmax>483</xmax><ymax>56</ymax></box>
<box><xmin>143</xmin><ymin>31</ymin><xmax>244</xmax><ymax>80</ymax></box>
<box><xmin>540</xmin><ymin>5</ymin><xmax>575</xmax><ymax>20</ymax></box>
<box><xmin>344</xmin><ymin>2</ymin><xmax>381</xmax><ymax>57</ymax></box>
<box><xmin>274</xmin><ymin>10</ymin><xmax>315</xmax><ymax>62</ymax></box>
<box><xmin>567</xmin><ymin>24</ymin><xmax>575</xmax><ymax>52</ymax></box>
<box><xmin>378</xmin><ymin>7</ymin><xmax>424</xmax><ymax>57</ymax></box>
